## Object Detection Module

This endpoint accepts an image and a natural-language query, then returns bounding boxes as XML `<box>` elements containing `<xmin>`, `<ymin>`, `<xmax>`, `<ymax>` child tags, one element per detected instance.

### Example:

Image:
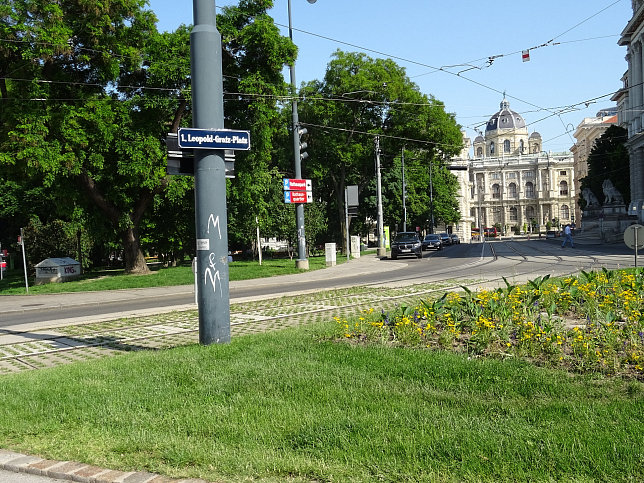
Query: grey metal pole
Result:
<box><xmin>191</xmin><ymin>0</ymin><xmax>230</xmax><ymax>344</ymax></box>
<box><xmin>429</xmin><ymin>159</ymin><xmax>434</xmax><ymax>234</ymax></box>
<box><xmin>288</xmin><ymin>0</ymin><xmax>309</xmax><ymax>270</ymax></box>
<box><xmin>636</xmin><ymin>226</ymin><xmax>639</xmax><ymax>268</ymax></box>
<box><xmin>20</xmin><ymin>228</ymin><xmax>28</xmax><ymax>293</ymax></box>
<box><xmin>402</xmin><ymin>146</ymin><xmax>407</xmax><ymax>232</ymax></box>
<box><xmin>345</xmin><ymin>187</ymin><xmax>350</xmax><ymax>261</ymax></box>
<box><xmin>375</xmin><ymin>136</ymin><xmax>385</xmax><ymax>257</ymax></box>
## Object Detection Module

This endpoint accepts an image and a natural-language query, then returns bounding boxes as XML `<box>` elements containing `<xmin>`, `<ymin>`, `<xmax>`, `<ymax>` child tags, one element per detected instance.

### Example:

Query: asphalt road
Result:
<box><xmin>0</xmin><ymin>238</ymin><xmax>636</xmax><ymax>328</ymax></box>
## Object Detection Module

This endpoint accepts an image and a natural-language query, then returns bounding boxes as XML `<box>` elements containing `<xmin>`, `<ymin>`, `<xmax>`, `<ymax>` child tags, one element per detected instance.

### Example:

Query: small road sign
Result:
<box><xmin>283</xmin><ymin>178</ymin><xmax>312</xmax><ymax>191</ymax></box>
<box><xmin>624</xmin><ymin>224</ymin><xmax>644</xmax><ymax>250</ymax></box>
<box><xmin>624</xmin><ymin>224</ymin><xmax>644</xmax><ymax>267</ymax></box>
<box><xmin>177</xmin><ymin>128</ymin><xmax>250</xmax><ymax>150</ymax></box>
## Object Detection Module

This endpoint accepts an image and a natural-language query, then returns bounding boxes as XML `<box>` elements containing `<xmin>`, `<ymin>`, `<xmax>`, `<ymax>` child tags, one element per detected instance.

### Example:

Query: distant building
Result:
<box><xmin>570</xmin><ymin>112</ymin><xmax>617</xmax><ymax>223</ymax></box>
<box><xmin>451</xmin><ymin>98</ymin><xmax>576</xmax><ymax>241</ymax></box>
<box><xmin>616</xmin><ymin>0</ymin><xmax>644</xmax><ymax>220</ymax></box>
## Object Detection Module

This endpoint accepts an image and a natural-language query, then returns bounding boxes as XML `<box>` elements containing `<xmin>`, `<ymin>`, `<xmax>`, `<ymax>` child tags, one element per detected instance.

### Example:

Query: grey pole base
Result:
<box><xmin>377</xmin><ymin>247</ymin><xmax>387</xmax><ymax>258</ymax></box>
<box><xmin>296</xmin><ymin>259</ymin><xmax>310</xmax><ymax>270</ymax></box>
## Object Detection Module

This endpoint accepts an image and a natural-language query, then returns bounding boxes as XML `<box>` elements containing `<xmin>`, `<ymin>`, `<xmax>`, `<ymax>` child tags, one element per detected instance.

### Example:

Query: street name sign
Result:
<box><xmin>283</xmin><ymin>178</ymin><xmax>312</xmax><ymax>191</ymax></box>
<box><xmin>177</xmin><ymin>128</ymin><xmax>250</xmax><ymax>150</ymax></box>
<box><xmin>284</xmin><ymin>191</ymin><xmax>313</xmax><ymax>204</ymax></box>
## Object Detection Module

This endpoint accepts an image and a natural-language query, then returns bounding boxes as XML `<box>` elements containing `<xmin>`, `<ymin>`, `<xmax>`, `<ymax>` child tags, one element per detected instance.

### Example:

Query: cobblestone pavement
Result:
<box><xmin>0</xmin><ymin>281</ymin><xmax>466</xmax><ymax>376</ymax></box>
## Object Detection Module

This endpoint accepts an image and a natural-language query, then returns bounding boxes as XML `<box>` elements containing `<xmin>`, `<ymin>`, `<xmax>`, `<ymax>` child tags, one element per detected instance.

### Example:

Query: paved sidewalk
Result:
<box><xmin>0</xmin><ymin>449</ymin><xmax>206</xmax><ymax>483</ymax></box>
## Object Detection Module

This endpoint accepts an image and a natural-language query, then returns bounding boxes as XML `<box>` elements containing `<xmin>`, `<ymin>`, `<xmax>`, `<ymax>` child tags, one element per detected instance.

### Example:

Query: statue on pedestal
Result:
<box><xmin>581</xmin><ymin>188</ymin><xmax>600</xmax><ymax>208</ymax></box>
<box><xmin>602</xmin><ymin>179</ymin><xmax>624</xmax><ymax>205</ymax></box>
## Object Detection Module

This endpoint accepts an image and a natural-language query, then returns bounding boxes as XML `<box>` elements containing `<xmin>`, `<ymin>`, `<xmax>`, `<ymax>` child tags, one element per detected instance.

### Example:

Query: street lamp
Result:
<box><xmin>287</xmin><ymin>0</ymin><xmax>316</xmax><ymax>270</ymax></box>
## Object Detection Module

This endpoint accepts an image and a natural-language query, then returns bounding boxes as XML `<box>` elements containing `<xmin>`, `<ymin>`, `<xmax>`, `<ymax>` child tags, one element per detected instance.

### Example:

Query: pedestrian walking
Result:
<box><xmin>561</xmin><ymin>224</ymin><xmax>574</xmax><ymax>248</ymax></box>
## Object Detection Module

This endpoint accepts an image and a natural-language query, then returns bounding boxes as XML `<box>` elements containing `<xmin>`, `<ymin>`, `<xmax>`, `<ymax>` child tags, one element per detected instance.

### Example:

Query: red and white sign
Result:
<box><xmin>283</xmin><ymin>178</ymin><xmax>312</xmax><ymax>191</ymax></box>
<box><xmin>284</xmin><ymin>191</ymin><xmax>313</xmax><ymax>204</ymax></box>
<box><xmin>522</xmin><ymin>50</ymin><xmax>530</xmax><ymax>62</ymax></box>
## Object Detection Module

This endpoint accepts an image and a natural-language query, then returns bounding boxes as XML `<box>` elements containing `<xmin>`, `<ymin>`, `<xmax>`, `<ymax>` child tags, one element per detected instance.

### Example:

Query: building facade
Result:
<box><xmin>570</xmin><ymin>111</ymin><xmax>617</xmax><ymax>224</ymax></box>
<box><xmin>616</xmin><ymin>0</ymin><xmax>644</xmax><ymax>220</ymax></box>
<box><xmin>451</xmin><ymin>99</ymin><xmax>576</xmax><ymax>241</ymax></box>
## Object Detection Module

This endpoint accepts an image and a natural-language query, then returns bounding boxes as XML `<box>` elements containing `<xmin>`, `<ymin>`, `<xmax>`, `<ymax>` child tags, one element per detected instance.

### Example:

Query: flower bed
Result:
<box><xmin>334</xmin><ymin>268</ymin><xmax>644</xmax><ymax>378</ymax></box>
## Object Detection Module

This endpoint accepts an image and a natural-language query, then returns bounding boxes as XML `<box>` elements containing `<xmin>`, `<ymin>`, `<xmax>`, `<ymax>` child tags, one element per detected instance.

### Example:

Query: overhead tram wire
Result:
<box><xmin>1</xmin><ymin>1</ymin><xmax>621</xmax><ymax>124</ymax></box>
<box><xmin>2</xmin><ymin>73</ymin><xmax>628</xmax><ymax>134</ymax></box>
<box><xmin>298</xmin><ymin>121</ymin><xmax>465</xmax><ymax>152</ymax></box>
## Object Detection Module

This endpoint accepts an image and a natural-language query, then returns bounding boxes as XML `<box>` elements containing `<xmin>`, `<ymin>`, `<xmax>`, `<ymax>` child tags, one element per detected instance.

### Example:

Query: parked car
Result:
<box><xmin>450</xmin><ymin>233</ymin><xmax>460</xmax><ymax>245</ymax></box>
<box><xmin>422</xmin><ymin>234</ymin><xmax>442</xmax><ymax>250</ymax></box>
<box><xmin>390</xmin><ymin>232</ymin><xmax>422</xmax><ymax>260</ymax></box>
<box><xmin>438</xmin><ymin>233</ymin><xmax>452</xmax><ymax>246</ymax></box>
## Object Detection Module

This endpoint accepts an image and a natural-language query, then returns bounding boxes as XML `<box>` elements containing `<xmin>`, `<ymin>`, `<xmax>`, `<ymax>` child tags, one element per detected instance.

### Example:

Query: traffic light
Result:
<box><xmin>298</xmin><ymin>127</ymin><xmax>308</xmax><ymax>161</ymax></box>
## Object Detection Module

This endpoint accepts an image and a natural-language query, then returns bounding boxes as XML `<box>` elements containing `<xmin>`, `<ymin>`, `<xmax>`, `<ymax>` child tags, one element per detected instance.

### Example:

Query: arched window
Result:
<box><xmin>559</xmin><ymin>180</ymin><xmax>568</xmax><ymax>195</ymax></box>
<box><xmin>561</xmin><ymin>205</ymin><xmax>570</xmax><ymax>220</ymax></box>
<box><xmin>526</xmin><ymin>206</ymin><xmax>535</xmax><ymax>218</ymax></box>
<box><xmin>508</xmin><ymin>182</ymin><xmax>517</xmax><ymax>198</ymax></box>
<box><xmin>503</xmin><ymin>139</ymin><xmax>511</xmax><ymax>153</ymax></box>
<box><xmin>492</xmin><ymin>183</ymin><xmax>501</xmax><ymax>199</ymax></box>
<box><xmin>490</xmin><ymin>141</ymin><xmax>495</xmax><ymax>155</ymax></box>
<box><xmin>525</xmin><ymin>182</ymin><xmax>534</xmax><ymax>198</ymax></box>
<box><xmin>476</xmin><ymin>147</ymin><xmax>483</xmax><ymax>157</ymax></box>
<box><xmin>509</xmin><ymin>207</ymin><xmax>518</xmax><ymax>221</ymax></box>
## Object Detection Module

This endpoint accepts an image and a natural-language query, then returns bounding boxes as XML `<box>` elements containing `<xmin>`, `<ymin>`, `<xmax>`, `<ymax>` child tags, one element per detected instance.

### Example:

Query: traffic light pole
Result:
<box><xmin>191</xmin><ymin>0</ymin><xmax>230</xmax><ymax>344</ymax></box>
<box><xmin>375</xmin><ymin>136</ymin><xmax>385</xmax><ymax>257</ymax></box>
<box><xmin>288</xmin><ymin>0</ymin><xmax>309</xmax><ymax>270</ymax></box>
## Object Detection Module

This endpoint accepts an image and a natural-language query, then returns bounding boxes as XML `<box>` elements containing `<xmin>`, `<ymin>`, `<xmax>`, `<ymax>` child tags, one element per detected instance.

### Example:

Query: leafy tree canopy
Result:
<box><xmin>580</xmin><ymin>125</ymin><xmax>629</xmax><ymax>207</ymax></box>
<box><xmin>297</xmin><ymin>50</ymin><xmax>463</xmax><ymax>246</ymax></box>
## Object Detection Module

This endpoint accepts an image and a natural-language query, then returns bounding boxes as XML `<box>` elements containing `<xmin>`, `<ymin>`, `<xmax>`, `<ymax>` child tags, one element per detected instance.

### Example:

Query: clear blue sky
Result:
<box><xmin>148</xmin><ymin>0</ymin><xmax>631</xmax><ymax>153</ymax></box>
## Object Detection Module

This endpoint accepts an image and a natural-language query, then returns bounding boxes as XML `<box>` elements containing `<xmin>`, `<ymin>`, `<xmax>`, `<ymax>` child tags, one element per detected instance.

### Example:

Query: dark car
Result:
<box><xmin>438</xmin><ymin>233</ymin><xmax>452</xmax><ymax>246</ymax></box>
<box><xmin>450</xmin><ymin>233</ymin><xmax>460</xmax><ymax>245</ymax></box>
<box><xmin>391</xmin><ymin>232</ymin><xmax>422</xmax><ymax>260</ymax></box>
<box><xmin>422</xmin><ymin>234</ymin><xmax>442</xmax><ymax>250</ymax></box>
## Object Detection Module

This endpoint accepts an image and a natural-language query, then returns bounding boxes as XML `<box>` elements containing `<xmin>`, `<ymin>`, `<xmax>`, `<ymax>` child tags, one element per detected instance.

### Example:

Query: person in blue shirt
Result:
<box><xmin>561</xmin><ymin>224</ymin><xmax>574</xmax><ymax>248</ymax></box>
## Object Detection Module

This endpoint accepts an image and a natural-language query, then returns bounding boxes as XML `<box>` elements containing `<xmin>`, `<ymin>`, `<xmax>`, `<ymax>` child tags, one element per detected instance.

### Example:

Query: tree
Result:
<box><xmin>580</xmin><ymin>125</ymin><xmax>630</xmax><ymax>207</ymax></box>
<box><xmin>0</xmin><ymin>0</ymin><xmax>176</xmax><ymax>273</ymax></box>
<box><xmin>217</xmin><ymin>0</ymin><xmax>297</xmax><ymax>250</ymax></box>
<box><xmin>297</xmin><ymin>50</ymin><xmax>462</xmax><ymax>250</ymax></box>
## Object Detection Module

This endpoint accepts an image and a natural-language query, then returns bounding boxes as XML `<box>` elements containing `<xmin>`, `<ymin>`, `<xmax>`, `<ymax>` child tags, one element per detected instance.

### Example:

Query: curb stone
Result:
<box><xmin>0</xmin><ymin>450</ymin><xmax>209</xmax><ymax>483</ymax></box>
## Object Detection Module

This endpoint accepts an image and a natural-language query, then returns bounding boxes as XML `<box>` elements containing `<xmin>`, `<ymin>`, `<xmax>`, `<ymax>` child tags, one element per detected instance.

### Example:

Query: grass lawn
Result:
<box><xmin>0</xmin><ymin>254</ymin><xmax>350</xmax><ymax>295</ymax></box>
<box><xmin>0</xmin><ymin>324</ymin><xmax>642</xmax><ymax>482</ymax></box>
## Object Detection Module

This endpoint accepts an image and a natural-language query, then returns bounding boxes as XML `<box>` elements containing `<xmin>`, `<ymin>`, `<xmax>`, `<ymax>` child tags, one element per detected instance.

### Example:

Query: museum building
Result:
<box><xmin>450</xmin><ymin>98</ymin><xmax>576</xmax><ymax>241</ymax></box>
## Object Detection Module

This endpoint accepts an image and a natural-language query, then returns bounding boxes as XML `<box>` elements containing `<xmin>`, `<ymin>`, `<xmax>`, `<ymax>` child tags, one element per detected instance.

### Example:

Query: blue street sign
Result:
<box><xmin>178</xmin><ymin>128</ymin><xmax>251</xmax><ymax>150</ymax></box>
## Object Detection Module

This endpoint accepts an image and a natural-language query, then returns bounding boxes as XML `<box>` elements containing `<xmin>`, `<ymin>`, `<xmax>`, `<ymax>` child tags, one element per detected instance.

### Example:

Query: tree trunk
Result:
<box><xmin>121</xmin><ymin>226</ymin><xmax>149</xmax><ymax>274</ymax></box>
<box><xmin>78</xmin><ymin>172</ymin><xmax>153</xmax><ymax>274</ymax></box>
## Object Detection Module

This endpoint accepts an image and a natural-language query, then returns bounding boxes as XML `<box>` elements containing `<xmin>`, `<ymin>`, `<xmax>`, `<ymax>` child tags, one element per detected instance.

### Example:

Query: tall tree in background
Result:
<box><xmin>0</xmin><ymin>0</ymin><xmax>172</xmax><ymax>273</ymax></box>
<box><xmin>217</xmin><ymin>0</ymin><xmax>296</xmax><ymax>250</ymax></box>
<box><xmin>0</xmin><ymin>0</ymin><xmax>295</xmax><ymax>271</ymax></box>
<box><xmin>580</xmin><ymin>125</ymin><xmax>629</xmax><ymax>207</ymax></box>
<box><xmin>297</xmin><ymin>50</ymin><xmax>462</xmax><ymax>248</ymax></box>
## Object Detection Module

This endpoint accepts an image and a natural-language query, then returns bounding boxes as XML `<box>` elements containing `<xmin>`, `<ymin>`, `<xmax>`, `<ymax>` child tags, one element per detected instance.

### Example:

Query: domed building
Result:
<box><xmin>448</xmin><ymin>98</ymin><xmax>576</xmax><ymax>242</ymax></box>
<box><xmin>473</xmin><ymin>99</ymin><xmax>541</xmax><ymax>158</ymax></box>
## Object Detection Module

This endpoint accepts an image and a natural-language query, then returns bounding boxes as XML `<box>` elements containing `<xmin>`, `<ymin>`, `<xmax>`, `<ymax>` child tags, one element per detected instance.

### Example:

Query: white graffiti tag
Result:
<box><xmin>207</xmin><ymin>214</ymin><xmax>221</xmax><ymax>239</ymax></box>
<box><xmin>203</xmin><ymin>252</ymin><xmax>223</xmax><ymax>297</ymax></box>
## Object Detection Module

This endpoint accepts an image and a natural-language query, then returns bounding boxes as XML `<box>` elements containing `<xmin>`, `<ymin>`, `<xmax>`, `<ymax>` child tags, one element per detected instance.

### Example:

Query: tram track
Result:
<box><xmin>0</xmin><ymin>241</ymin><xmax>633</xmax><ymax>374</ymax></box>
